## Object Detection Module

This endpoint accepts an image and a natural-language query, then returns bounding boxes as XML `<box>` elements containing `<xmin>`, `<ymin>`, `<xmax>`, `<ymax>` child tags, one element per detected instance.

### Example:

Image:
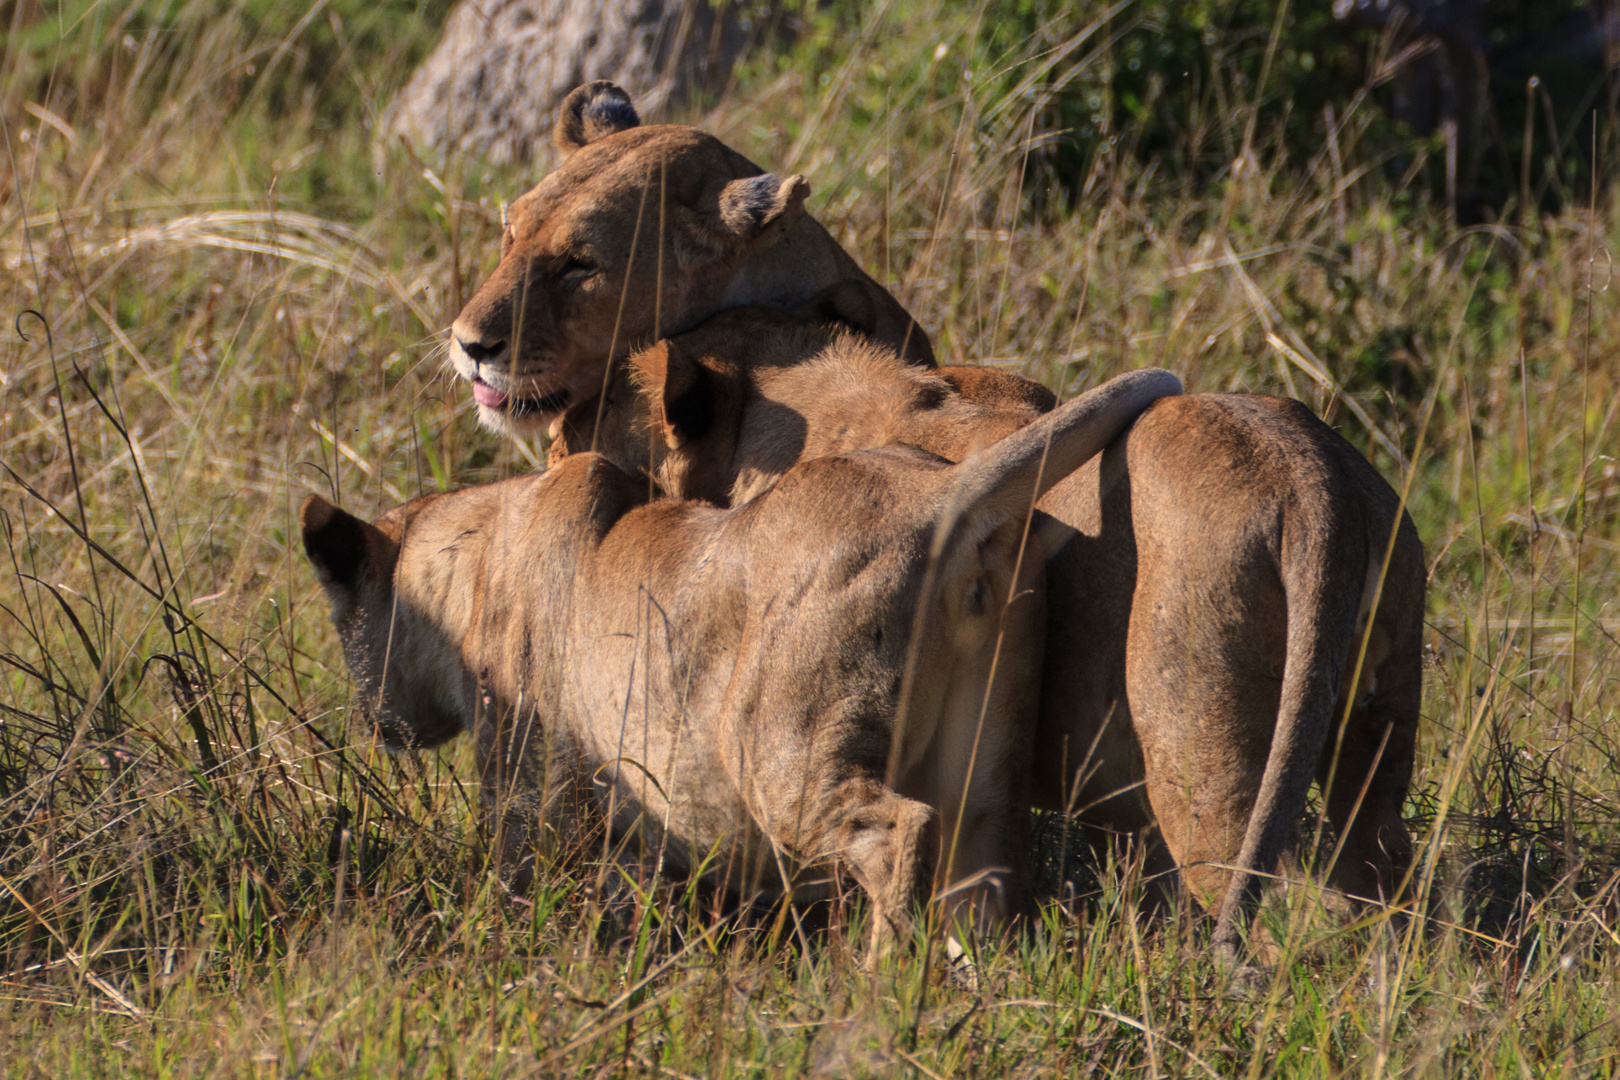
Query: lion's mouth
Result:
<box><xmin>471</xmin><ymin>377</ymin><xmax>571</xmax><ymax>417</ymax></box>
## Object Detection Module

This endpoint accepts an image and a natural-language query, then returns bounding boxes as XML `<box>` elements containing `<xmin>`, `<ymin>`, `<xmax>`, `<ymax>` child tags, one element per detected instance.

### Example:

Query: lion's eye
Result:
<box><xmin>557</xmin><ymin>256</ymin><xmax>595</xmax><ymax>281</ymax></box>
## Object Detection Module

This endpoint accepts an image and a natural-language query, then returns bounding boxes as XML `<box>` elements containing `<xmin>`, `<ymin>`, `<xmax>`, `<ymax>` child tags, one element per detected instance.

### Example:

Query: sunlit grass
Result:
<box><xmin>3</xmin><ymin>0</ymin><xmax>1619</xmax><ymax>1075</ymax></box>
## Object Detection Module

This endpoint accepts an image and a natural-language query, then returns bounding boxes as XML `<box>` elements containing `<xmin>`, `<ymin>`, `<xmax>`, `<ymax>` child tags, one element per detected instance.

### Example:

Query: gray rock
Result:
<box><xmin>381</xmin><ymin>0</ymin><xmax>751</xmax><ymax>164</ymax></box>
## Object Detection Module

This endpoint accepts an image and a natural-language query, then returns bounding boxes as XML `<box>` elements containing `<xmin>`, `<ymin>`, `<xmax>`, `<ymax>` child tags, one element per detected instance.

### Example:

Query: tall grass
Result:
<box><xmin>3</xmin><ymin>0</ymin><xmax>1619</xmax><ymax>1075</ymax></box>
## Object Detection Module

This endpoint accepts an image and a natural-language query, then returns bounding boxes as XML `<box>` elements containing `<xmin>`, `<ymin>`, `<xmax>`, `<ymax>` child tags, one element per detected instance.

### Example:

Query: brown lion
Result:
<box><xmin>445</xmin><ymin>82</ymin><xmax>1425</xmax><ymax>964</ymax></box>
<box><xmin>568</xmin><ymin>308</ymin><xmax>1426</xmax><ymax>964</ymax></box>
<box><xmin>302</xmin><ymin>367</ymin><xmax>1181</xmax><ymax>943</ymax></box>
<box><xmin>448</xmin><ymin>81</ymin><xmax>932</xmax><ymax>442</ymax></box>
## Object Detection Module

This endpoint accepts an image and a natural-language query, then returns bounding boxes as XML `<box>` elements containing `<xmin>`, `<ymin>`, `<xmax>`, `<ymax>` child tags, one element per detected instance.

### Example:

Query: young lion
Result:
<box><xmin>566</xmin><ymin>308</ymin><xmax>1426</xmax><ymax>965</ymax></box>
<box><xmin>301</xmin><ymin>368</ymin><xmax>1181</xmax><ymax>943</ymax></box>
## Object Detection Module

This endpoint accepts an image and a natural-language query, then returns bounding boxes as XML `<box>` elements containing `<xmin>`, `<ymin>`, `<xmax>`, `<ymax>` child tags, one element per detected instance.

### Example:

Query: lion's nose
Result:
<box><xmin>458</xmin><ymin>336</ymin><xmax>506</xmax><ymax>364</ymax></box>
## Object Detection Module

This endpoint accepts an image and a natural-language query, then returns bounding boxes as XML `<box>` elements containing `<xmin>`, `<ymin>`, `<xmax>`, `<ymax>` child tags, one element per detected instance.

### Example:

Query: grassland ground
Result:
<box><xmin>3</xmin><ymin>1</ymin><xmax>1620</xmax><ymax>1075</ymax></box>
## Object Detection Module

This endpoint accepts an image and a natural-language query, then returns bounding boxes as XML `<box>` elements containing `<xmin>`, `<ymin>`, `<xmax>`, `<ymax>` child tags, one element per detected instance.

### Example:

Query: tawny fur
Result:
<box><xmin>301</xmin><ymin>368</ymin><xmax>1179</xmax><ymax>945</ymax></box>
<box><xmin>447</xmin><ymin>81</ymin><xmax>933</xmax><ymax>440</ymax></box>
<box><xmin>443</xmin><ymin>81</ymin><xmax>1424</xmax><ymax>961</ymax></box>
<box><xmin>565</xmin><ymin>307</ymin><xmax>1426</xmax><ymax>962</ymax></box>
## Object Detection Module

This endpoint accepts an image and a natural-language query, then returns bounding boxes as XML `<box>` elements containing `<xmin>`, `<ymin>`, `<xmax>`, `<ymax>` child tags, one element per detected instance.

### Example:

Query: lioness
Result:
<box><xmin>302</xmin><ymin>368</ymin><xmax>1181</xmax><ymax>942</ymax></box>
<box><xmin>569</xmin><ymin>308</ymin><xmax>1425</xmax><ymax>963</ymax></box>
<box><xmin>448</xmin><ymin>80</ymin><xmax>932</xmax><ymax>442</ymax></box>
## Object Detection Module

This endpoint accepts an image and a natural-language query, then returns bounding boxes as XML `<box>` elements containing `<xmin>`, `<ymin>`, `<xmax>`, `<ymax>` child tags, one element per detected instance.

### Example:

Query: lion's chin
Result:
<box><xmin>477</xmin><ymin>403</ymin><xmax>551</xmax><ymax>438</ymax></box>
<box><xmin>472</xmin><ymin>386</ymin><xmax>573</xmax><ymax>439</ymax></box>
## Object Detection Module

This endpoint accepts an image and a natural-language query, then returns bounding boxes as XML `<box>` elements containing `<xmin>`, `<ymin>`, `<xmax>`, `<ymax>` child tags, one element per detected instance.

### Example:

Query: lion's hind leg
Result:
<box><xmin>1124</xmin><ymin>553</ymin><xmax>1291</xmax><ymax>919</ymax></box>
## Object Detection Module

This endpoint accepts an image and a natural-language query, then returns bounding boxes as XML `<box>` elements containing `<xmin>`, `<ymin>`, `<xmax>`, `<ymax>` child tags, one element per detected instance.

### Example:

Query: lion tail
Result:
<box><xmin>933</xmin><ymin>367</ymin><xmax>1181</xmax><ymax>549</ymax></box>
<box><xmin>1210</xmin><ymin>489</ymin><xmax>1370</xmax><ymax>963</ymax></box>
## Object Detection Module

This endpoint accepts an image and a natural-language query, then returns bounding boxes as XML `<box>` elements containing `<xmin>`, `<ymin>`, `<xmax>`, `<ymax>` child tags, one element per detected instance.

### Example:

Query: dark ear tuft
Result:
<box><xmin>300</xmin><ymin>495</ymin><xmax>372</xmax><ymax>589</ymax></box>
<box><xmin>554</xmin><ymin>81</ymin><xmax>641</xmax><ymax>155</ymax></box>
<box><xmin>714</xmin><ymin>173</ymin><xmax>810</xmax><ymax>248</ymax></box>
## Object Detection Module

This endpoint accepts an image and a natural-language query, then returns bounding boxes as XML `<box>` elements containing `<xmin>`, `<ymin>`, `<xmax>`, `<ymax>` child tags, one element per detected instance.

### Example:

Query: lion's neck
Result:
<box><xmin>546</xmin><ymin>364</ymin><xmax>659</xmax><ymax>479</ymax></box>
<box><xmin>711</xmin><ymin>217</ymin><xmax>863</xmax><ymax>313</ymax></box>
<box><xmin>678</xmin><ymin>217</ymin><xmax>934</xmax><ymax>366</ymax></box>
<box><xmin>375</xmin><ymin>492</ymin><xmax>505</xmax><ymax>731</ymax></box>
<box><xmin>418</xmin><ymin>472</ymin><xmax>584</xmax><ymax>709</ymax></box>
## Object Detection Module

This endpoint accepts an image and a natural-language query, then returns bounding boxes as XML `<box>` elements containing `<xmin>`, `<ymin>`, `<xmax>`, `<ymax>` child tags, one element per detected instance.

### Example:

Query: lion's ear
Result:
<box><xmin>714</xmin><ymin>173</ymin><xmax>810</xmax><ymax>251</ymax></box>
<box><xmin>300</xmin><ymin>495</ymin><xmax>394</xmax><ymax>596</ymax></box>
<box><xmin>637</xmin><ymin>340</ymin><xmax>716</xmax><ymax>448</ymax></box>
<box><xmin>554</xmin><ymin>81</ymin><xmax>641</xmax><ymax>156</ymax></box>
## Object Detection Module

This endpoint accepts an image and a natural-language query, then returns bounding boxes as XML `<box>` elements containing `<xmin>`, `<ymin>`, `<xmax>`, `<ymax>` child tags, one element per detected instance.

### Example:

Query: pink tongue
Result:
<box><xmin>472</xmin><ymin>379</ymin><xmax>508</xmax><ymax>409</ymax></box>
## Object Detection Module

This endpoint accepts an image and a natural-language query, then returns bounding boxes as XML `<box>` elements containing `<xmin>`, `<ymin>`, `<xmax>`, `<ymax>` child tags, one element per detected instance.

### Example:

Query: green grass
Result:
<box><xmin>4</xmin><ymin>0</ymin><xmax>1620</xmax><ymax>1075</ymax></box>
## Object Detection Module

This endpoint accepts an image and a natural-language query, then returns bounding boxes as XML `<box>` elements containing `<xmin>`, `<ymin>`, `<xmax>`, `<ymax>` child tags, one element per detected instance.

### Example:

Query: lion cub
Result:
<box><xmin>301</xmin><ymin>368</ymin><xmax>1179</xmax><ymax>945</ymax></box>
<box><xmin>564</xmin><ymin>308</ymin><xmax>1425</xmax><ymax>964</ymax></box>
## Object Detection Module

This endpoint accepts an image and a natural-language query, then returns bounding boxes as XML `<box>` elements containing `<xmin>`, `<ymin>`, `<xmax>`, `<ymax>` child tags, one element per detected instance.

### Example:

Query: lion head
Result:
<box><xmin>448</xmin><ymin>81</ymin><xmax>932</xmax><ymax>438</ymax></box>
